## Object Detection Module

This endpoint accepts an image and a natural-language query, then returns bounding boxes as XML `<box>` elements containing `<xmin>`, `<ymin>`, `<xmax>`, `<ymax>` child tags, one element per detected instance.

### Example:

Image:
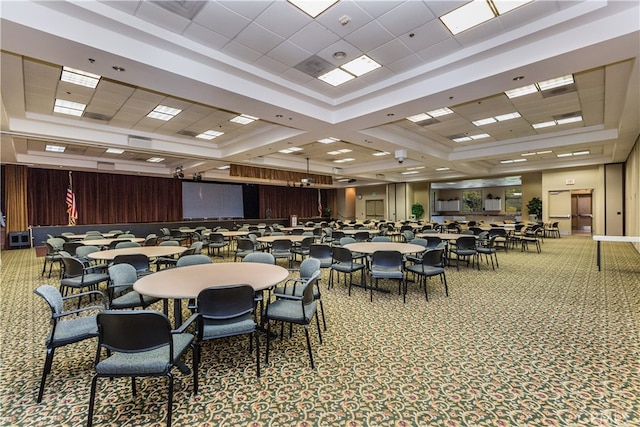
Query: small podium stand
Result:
<box><xmin>290</xmin><ymin>215</ymin><xmax>298</xmax><ymax>227</ymax></box>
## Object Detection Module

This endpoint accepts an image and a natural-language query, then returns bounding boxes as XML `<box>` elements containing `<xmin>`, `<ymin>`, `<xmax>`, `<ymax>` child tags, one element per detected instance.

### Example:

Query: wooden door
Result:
<box><xmin>365</xmin><ymin>200</ymin><xmax>384</xmax><ymax>219</ymax></box>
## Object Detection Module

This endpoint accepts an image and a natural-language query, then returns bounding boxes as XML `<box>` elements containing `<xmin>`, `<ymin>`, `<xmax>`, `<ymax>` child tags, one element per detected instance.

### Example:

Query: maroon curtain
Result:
<box><xmin>28</xmin><ymin>169</ymin><xmax>182</xmax><ymax>225</ymax></box>
<box><xmin>259</xmin><ymin>186</ymin><xmax>335</xmax><ymax>219</ymax></box>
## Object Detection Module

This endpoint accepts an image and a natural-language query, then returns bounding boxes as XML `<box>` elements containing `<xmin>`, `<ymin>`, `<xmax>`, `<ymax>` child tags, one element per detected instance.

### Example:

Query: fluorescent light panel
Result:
<box><xmin>60</xmin><ymin>66</ymin><xmax>101</xmax><ymax>88</ymax></box>
<box><xmin>372</xmin><ymin>151</ymin><xmax>390</xmax><ymax>156</ymax></box>
<box><xmin>106</xmin><ymin>148</ymin><xmax>125</xmax><ymax>154</ymax></box>
<box><xmin>453</xmin><ymin>136</ymin><xmax>472</xmax><ymax>143</ymax></box>
<box><xmin>333</xmin><ymin>158</ymin><xmax>354</xmax><ymax>163</ymax></box>
<box><xmin>440</xmin><ymin>0</ymin><xmax>532</xmax><ymax>35</ymax></box>
<box><xmin>217</xmin><ymin>165</ymin><xmax>230</xmax><ymax>170</ymax></box>
<box><xmin>53</xmin><ymin>99</ymin><xmax>86</xmax><ymax>116</ymax></box>
<box><xmin>538</xmin><ymin>74</ymin><xmax>574</xmax><ymax>91</ymax></box>
<box><xmin>279</xmin><ymin>147</ymin><xmax>303</xmax><ymax>154</ymax></box>
<box><xmin>318</xmin><ymin>68</ymin><xmax>354</xmax><ymax>86</ymax></box>
<box><xmin>318</xmin><ymin>137</ymin><xmax>339</xmax><ymax>144</ymax></box>
<box><xmin>230</xmin><ymin>114</ymin><xmax>258</xmax><ymax>124</ymax></box>
<box><xmin>340</xmin><ymin>55</ymin><xmax>381</xmax><ymax>77</ymax></box>
<box><xmin>146</xmin><ymin>157</ymin><xmax>164</xmax><ymax>163</ymax></box>
<box><xmin>327</xmin><ymin>149</ymin><xmax>352</xmax><ymax>155</ymax></box>
<box><xmin>196</xmin><ymin>130</ymin><xmax>225</xmax><ymax>140</ymax></box>
<box><xmin>287</xmin><ymin>0</ymin><xmax>338</xmax><ymax>18</ymax></box>
<box><xmin>435</xmin><ymin>167</ymin><xmax>450</xmax><ymax>171</ymax></box>
<box><xmin>147</xmin><ymin>105</ymin><xmax>182</xmax><ymax>121</ymax></box>
<box><xmin>45</xmin><ymin>144</ymin><xmax>65</xmax><ymax>153</ymax></box>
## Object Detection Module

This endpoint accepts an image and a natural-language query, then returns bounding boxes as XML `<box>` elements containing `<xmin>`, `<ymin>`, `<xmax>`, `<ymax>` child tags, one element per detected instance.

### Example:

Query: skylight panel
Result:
<box><xmin>147</xmin><ymin>105</ymin><xmax>182</xmax><ymax>121</ymax></box>
<box><xmin>440</xmin><ymin>0</ymin><xmax>495</xmax><ymax>35</ymax></box>
<box><xmin>196</xmin><ymin>130</ymin><xmax>225</xmax><ymax>140</ymax></box>
<box><xmin>230</xmin><ymin>114</ymin><xmax>259</xmax><ymax>124</ymax></box>
<box><xmin>60</xmin><ymin>66</ymin><xmax>101</xmax><ymax>88</ymax></box>
<box><xmin>53</xmin><ymin>99</ymin><xmax>86</xmax><ymax>116</ymax></box>
<box><xmin>287</xmin><ymin>0</ymin><xmax>338</xmax><ymax>18</ymax></box>
<box><xmin>340</xmin><ymin>55</ymin><xmax>381</xmax><ymax>77</ymax></box>
<box><xmin>318</xmin><ymin>68</ymin><xmax>354</xmax><ymax>86</ymax></box>
<box><xmin>45</xmin><ymin>144</ymin><xmax>65</xmax><ymax>153</ymax></box>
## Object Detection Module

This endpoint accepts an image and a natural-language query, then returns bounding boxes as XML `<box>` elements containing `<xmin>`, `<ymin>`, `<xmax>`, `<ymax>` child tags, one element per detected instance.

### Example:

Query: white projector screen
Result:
<box><xmin>182</xmin><ymin>181</ymin><xmax>244</xmax><ymax>219</ymax></box>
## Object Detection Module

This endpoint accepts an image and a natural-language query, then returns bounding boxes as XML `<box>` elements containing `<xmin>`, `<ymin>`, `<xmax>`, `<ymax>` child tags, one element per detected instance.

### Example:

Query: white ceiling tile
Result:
<box><xmin>254</xmin><ymin>55</ymin><xmax>289</xmax><ymax>75</ymax></box>
<box><xmin>423</xmin><ymin>1</ymin><xmax>468</xmax><ymax>17</ymax></box>
<box><xmin>316</xmin><ymin>40</ymin><xmax>361</xmax><ymax>67</ymax></box>
<box><xmin>280</xmin><ymin>68</ymin><xmax>316</xmax><ymax>85</ymax></box>
<box><xmin>314</xmin><ymin>1</ymin><xmax>373</xmax><ymax>37</ymax></box>
<box><xmin>218</xmin><ymin>0</ymin><xmax>273</xmax><ymax>21</ymax></box>
<box><xmin>182</xmin><ymin>23</ymin><xmax>231</xmax><ymax>50</ymax></box>
<box><xmin>288</xmin><ymin>21</ymin><xmax>340</xmax><ymax>54</ymax></box>
<box><xmin>222</xmin><ymin>40</ymin><xmax>263</xmax><ymax>63</ymax></box>
<box><xmin>135</xmin><ymin>1</ymin><xmax>191</xmax><ymax>34</ymax></box>
<box><xmin>192</xmin><ymin>1</ymin><xmax>251</xmax><ymax>38</ymax></box>
<box><xmin>344</xmin><ymin>20</ymin><xmax>395</xmax><ymax>53</ymax></box>
<box><xmin>385</xmin><ymin>54</ymin><xmax>425</xmax><ymax>74</ymax></box>
<box><xmin>401</xmin><ymin>19</ymin><xmax>451</xmax><ymax>53</ymax></box>
<box><xmin>267</xmin><ymin>40</ymin><xmax>312</xmax><ymax>67</ymax></box>
<box><xmin>369</xmin><ymin>38</ymin><xmax>414</xmax><ymax>66</ymax></box>
<box><xmin>234</xmin><ymin>23</ymin><xmax>285</xmax><ymax>55</ymax></box>
<box><xmin>352</xmin><ymin>1</ymin><xmax>399</xmax><ymax>19</ymax></box>
<box><xmin>416</xmin><ymin>37</ymin><xmax>461</xmax><ymax>62</ymax></box>
<box><xmin>498</xmin><ymin>1</ymin><xmax>559</xmax><ymax>31</ymax></box>
<box><xmin>377</xmin><ymin>1</ymin><xmax>435</xmax><ymax>37</ymax></box>
<box><xmin>254</xmin><ymin>1</ymin><xmax>309</xmax><ymax>38</ymax></box>
<box><xmin>453</xmin><ymin>18</ymin><xmax>505</xmax><ymax>47</ymax></box>
<box><xmin>99</xmin><ymin>0</ymin><xmax>141</xmax><ymax>15</ymax></box>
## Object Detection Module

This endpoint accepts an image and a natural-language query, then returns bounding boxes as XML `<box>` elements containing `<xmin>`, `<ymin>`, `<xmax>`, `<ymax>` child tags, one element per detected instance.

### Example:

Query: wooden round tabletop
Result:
<box><xmin>87</xmin><ymin>246</ymin><xmax>187</xmax><ymax>261</ymax></box>
<box><xmin>343</xmin><ymin>242</ymin><xmax>426</xmax><ymax>254</ymax></box>
<box><xmin>65</xmin><ymin>233</ymin><xmax>117</xmax><ymax>239</ymax></box>
<box><xmin>340</xmin><ymin>229</ymin><xmax>379</xmax><ymax>235</ymax></box>
<box><xmin>134</xmin><ymin>262</ymin><xmax>290</xmax><ymax>299</ymax></box>
<box><xmin>257</xmin><ymin>235</ymin><xmax>308</xmax><ymax>243</ymax></box>
<box><xmin>415</xmin><ymin>233</ymin><xmax>477</xmax><ymax>240</ymax></box>
<box><xmin>80</xmin><ymin>237</ymin><xmax>145</xmax><ymax>246</ymax></box>
<box><xmin>218</xmin><ymin>231</ymin><xmax>250</xmax><ymax>237</ymax></box>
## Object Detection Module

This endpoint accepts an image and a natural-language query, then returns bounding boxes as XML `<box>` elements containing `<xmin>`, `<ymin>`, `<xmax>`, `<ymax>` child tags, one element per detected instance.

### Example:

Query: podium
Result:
<box><xmin>290</xmin><ymin>215</ymin><xmax>298</xmax><ymax>227</ymax></box>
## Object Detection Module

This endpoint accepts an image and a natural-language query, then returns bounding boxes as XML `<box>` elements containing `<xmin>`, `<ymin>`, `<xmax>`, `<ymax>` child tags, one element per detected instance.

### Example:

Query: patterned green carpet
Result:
<box><xmin>1</xmin><ymin>236</ymin><xmax>639</xmax><ymax>426</ymax></box>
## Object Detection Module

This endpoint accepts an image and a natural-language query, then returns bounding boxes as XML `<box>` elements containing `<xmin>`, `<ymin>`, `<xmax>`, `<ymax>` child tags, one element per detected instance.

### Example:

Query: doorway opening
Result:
<box><xmin>571</xmin><ymin>189</ymin><xmax>593</xmax><ymax>235</ymax></box>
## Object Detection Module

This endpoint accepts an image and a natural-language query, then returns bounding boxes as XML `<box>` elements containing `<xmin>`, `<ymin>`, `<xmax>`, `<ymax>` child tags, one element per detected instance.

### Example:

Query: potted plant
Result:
<box><xmin>323</xmin><ymin>207</ymin><xmax>332</xmax><ymax>218</ymax></box>
<box><xmin>411</xmin><ymin>203</ymin><xmax>424</xmax><ymax>219</ymax></box>
<box><xmin>526</xmin><ymin>197</ymin><xmax>542</xmax><ymax>220</ymax></box>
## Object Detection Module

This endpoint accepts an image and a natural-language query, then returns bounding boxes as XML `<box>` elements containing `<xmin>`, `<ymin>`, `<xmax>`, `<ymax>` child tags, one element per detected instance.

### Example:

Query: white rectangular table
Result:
<box><xmin>592</xmin><ymin>235</ymin><xmax>640</xmax><ymax>271</ymax></box>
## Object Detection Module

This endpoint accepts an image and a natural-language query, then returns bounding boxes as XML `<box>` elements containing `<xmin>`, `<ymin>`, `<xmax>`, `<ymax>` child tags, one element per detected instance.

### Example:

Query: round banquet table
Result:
<box><xmin>80</xmin><ymin>237</ymin><xmax>145</xmax><ymax>246</ymax></box>
<box><xmin>65</xmin><ymin>233</ymin><xmax>117</xmax><ymax>240</ymax></box>
<box><xmin>87</xmin><ymin>246</ymin><xmax>186</xmax><ymax>261</ymax></box>
<box><xmin>343</xmin><ymin>242</ymin><xmax>426</xmax><ymax>255</ymax></box>
<box><xmin>134</xmin><ymin>262</ymin><xmax>289</xmax><ymax>325</ymax></box>
<box><xmin>257</xmin><ymin>235</ymin><xmax>308</xmax><ymax>244</ymax></box>
<box><xmin>340</xmin><ymin>229</ymin><xmax>379</xmax><ymax>236</ymax></box>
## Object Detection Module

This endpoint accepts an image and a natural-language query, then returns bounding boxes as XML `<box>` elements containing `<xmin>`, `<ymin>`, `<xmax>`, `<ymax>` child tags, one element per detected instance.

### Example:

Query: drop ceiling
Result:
<box><xmin>1</xmin><ymin>0</ymin><xmax>638</xmax><ymax>187</ymax></box>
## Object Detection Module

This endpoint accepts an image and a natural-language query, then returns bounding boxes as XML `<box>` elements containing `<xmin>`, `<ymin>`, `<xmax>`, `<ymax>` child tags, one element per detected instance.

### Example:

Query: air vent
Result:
<box><xmin>83</xmin><ymin>112</ymin><xmax>112</xmax><ymax>121</ymax></box>
<box><xmin>294</xmin><ymin>56</ymin><xmax>334</xmax><ymax>78</ymax></box>
<box><xmin>541</xmin><ymin>83</ymin><xmax>577</xmax><ymax>98</ymax></box>
<box><xmin>151</xmin><ymin>0</ymin><xmax>206</xmax><ymax>19</ymax></box>
<box><xmin>416</xmin><ymin>118</ymin><xmax>441</xmax><ymax>127</ymax></box>
<box><xmin>553</xmin><ymin>111</ymin><xmax>581</xmax><ymax>120</ymax></box>
<box><xmin>178</xmin><ymin>130</ymin><xmax>199</xmax><ymax>138</ymax></box>
<box><xmin>97</xmin><ymin>161</ymin><xmax>115</xmax><ymax>171</ymax></box>
<box><xmin>129</xmin><ymin>136</ymin><xmax>152</xmax><ymax>149</ymax></box>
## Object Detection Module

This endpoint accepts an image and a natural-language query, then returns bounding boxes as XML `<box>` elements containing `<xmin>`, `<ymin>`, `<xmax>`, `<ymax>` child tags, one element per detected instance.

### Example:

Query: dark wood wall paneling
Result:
<box><xmin>20</xmin><ymin>167</ymin><xmax>336</xmax><ymax>226</ymax></box>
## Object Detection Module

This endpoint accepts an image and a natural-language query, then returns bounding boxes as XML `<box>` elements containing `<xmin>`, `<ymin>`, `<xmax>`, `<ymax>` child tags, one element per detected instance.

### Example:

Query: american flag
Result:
<box><xmin>317</xmin><ymin>188</ymin><xmax>322</xmax><ymax>216</ymax></box>
<box><xmin>66</xmin><ymin>172</ymin><xmax>78</xmax><ymax>225</ymax></box>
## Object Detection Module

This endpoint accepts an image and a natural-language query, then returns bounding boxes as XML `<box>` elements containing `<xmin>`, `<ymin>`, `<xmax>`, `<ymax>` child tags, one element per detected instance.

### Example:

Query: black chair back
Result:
<box><xmin>112</xmin><ymin>254</ymin><xmax>150</xmax><ymax>273</ymax></box>
<box><xmin>371</xmin><ymin>250</ymin><xmax>403</xmax><ymax>269</ymax></box>
<box><xmin>197</xmin><ymin>285</ymin><xmax>254</xmax><ymax>319</ymax></box>
<box><xmin>97</xmin><ymin>310</ymin><xmax>171</xmax><ymax>353</ymax></box>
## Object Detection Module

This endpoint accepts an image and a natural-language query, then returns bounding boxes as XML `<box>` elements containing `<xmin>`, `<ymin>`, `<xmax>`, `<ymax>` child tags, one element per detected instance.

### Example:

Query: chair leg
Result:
<box><xmin>193</xmin><ymin>342</ymin><xmax>200</xmax><ymax>395</ymax></box>
<box><xmin>442</xmin><ymin>272</ymin><xmax>449</xmax><ymax>297</ymax></box>
<box><xmin>37</xmin><ymin>347</ymin><xmax>55</xmax><ymax>403</ymax></box>
<box><xmin>318</xmin><ymin>300</ymin><xmax>327</xmax><ymax>331</ymax></box>
<box><xmin>265</xmin><ymin>321</ymin><xmax>271</xmax><ymax>364</ymax></box>
<box><xmin>87</xmin><ymin>375</ymin><xmax>99</xmax><ymax>427</ymax></box>
<box><xmin>304</xmin><ymin>326</ymin><xmax>315</xmax><ymax>369</ymax></box>
<box><xmin>254</xmin><ymin>331</ymin><xmax>261</xmax><ymax>378</ymax></box>
<box><xmin>167</xmin><ymin>373</ymin><xmax>174</xmax><ymax>427</ymax></box>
